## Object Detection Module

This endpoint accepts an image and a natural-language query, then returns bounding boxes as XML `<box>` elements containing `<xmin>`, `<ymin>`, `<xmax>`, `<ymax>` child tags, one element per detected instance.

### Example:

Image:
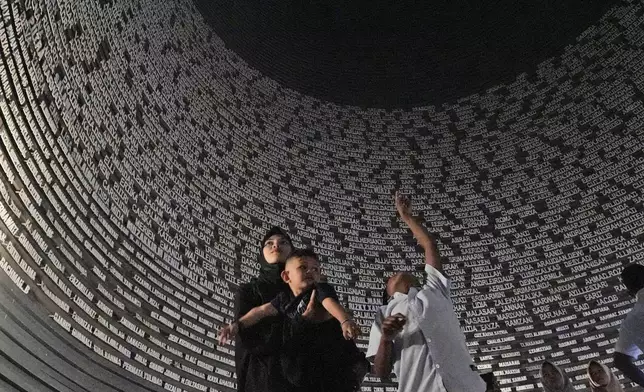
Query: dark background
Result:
<box><xmin>196</xmin><ymin>0</ymin><xmax>618</xmax><ymax>108</ymax></box>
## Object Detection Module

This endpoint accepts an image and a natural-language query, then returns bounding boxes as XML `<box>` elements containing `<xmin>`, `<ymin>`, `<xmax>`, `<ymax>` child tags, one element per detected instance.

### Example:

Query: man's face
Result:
<box><xmin>282</xmin><ymin>256</ymin><xmax>320</xmax><ymax>291</ymax></box>
<box><xmin>386</xmin><ymin>273</ymin><xmax>417</xmax><ymax>297</ymax></box>
<box><xmin>541</xmin><ymin>362</ymin><xmax>564</xmax><ymax>390</ymax></box>
<box><xmin>262</xmin><ymin>235</ymin><xmax>292</xmax><ymax>264</ymax></box>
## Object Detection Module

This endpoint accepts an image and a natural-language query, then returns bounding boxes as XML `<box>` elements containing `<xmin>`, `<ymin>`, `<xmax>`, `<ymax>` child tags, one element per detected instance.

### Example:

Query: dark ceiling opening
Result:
<box><xmin>196</xmin><ymin>0</ymin><xmax>618</xmax><ymax>109</ymax></box>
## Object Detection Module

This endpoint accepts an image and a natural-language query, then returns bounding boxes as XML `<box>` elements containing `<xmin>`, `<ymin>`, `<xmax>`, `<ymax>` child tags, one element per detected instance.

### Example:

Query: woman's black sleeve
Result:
<box><xmin>235</xmin><ymin>285</ymin><xmax>283</xmax><ymax>355</ymax></box>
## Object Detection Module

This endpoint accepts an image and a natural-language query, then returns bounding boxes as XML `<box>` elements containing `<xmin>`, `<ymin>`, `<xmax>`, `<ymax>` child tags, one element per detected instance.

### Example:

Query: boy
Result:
<box><xmin>218</xmin><ymin>248</ymin><xmax>360</xmax><ymax>343</ymax></box>
<box><xmin>367</xmin><ymin>192</ymin><xmax>486</xmax><ymax>392</ymax></box>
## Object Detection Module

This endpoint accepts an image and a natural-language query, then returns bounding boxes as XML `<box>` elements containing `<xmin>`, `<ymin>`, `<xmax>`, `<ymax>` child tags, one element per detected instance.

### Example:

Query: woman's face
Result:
<box><xmin>262</xmin><ymin>235</ymin><xmax>292</xmax><ymax>264</ymax></box>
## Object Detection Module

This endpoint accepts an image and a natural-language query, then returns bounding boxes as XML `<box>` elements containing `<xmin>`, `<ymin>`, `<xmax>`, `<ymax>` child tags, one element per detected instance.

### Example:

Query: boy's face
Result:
<box><xmin>282</xmin><ymin>256</ymin><xmax>321</xmax><ymax>292</ymax></box>
<box><xmin>386</xmin><ymin>273</ymin><xmax>418</xmax><ymax>297</ymax></box>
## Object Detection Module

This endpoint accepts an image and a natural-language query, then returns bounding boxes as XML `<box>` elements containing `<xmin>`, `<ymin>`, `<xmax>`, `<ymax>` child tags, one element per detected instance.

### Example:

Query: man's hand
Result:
<box><xmin>395</xmin><ymin>192</ymin><xmax>413</xmax><ymax>221</ymax></box>
<box><xmin>218</xmin><ymin>322</ymin><xmax>239</xmax><ymax>345</ymax></box>
<box><xmin>381</xmin><ymin>314</ymin><xmax>406</xmax><ymax>341</ymax></box>
<box><xmin>341</xmin><ymin>319</ymin><xmax>361</xmax><ymax>340</ymax></box>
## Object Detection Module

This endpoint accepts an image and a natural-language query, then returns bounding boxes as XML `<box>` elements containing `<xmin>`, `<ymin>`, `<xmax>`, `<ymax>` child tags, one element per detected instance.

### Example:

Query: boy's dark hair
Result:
<box><xmin>285</xmin><ymin>248</ymin><xmax>319</xmax><ymax>267</ymax></box>
<box><xmin>621</xmin><ymin>263</ymin><xmax>644</xmax><ymax>295</ymax></box>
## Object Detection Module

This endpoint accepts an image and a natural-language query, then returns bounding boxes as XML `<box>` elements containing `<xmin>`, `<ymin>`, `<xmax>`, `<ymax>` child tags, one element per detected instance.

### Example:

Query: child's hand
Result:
<box><xmin>342</xmin><ymin>319</ymin><xmax>361</xmax><ymax>340</ymax></box>
<box><xmin>301</xmin><ymin>289</ymin><xmax>317</xmax><ymax>320</ymax></box>
<box><xmin>218</xmin><ymin>322</ymin><xmax>239</xmax><ymax>345</ymax></box>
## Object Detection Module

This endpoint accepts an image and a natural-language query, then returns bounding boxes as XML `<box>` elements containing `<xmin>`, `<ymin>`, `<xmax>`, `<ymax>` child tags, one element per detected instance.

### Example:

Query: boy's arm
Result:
<box><xmin>322</xmin><ymin>297</ymin><xmax>361</xmax><ymax>339</ymax></box>
<box><xmin>395</xmin><ymin>192</ymin><xmax>442</xmax><ymax>272</ymax></box>
<box><xmin>322</xmin><ymin>297</ymin><xmax>351</xmax><ymax>323</ymax></box>
<box><xmin>373</xmin><ymin>339</ymin><xmax>394</xmax><ymax>378</ymax></box>
<box><xmin>372</xmin><ymin>314</ymin><xmax>406</xmax><ymax>378</ymax></box>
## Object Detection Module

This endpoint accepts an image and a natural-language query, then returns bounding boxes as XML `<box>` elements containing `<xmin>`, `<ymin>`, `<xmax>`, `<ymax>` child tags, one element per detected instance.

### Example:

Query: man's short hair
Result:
<box><xmin>621</xmin><ymin>263</ymin><xmax>644</xmax><ymax>294</ymax></box>
<box><xmin>285</xmin><ymin>248</ymin><xmax>319</xmax><ymax>267</ymax></box>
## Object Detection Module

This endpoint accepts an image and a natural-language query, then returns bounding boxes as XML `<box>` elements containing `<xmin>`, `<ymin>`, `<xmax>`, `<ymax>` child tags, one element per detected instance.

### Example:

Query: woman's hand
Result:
<box><xmin>218</xmin><ymin>322</ymin><xmax>239</xmax><ymax>345</ymax></box>
<box><xmin>341</xmin><ymin>319</ymin><xmax>361</xmax><ymax>340</ymax></box>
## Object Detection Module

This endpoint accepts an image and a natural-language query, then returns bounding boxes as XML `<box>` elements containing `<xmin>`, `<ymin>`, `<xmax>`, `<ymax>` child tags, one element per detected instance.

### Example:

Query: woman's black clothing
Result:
<box><xmin>234</xmin><ymin>280</ymin><xmax>291</xmax><ymax>392</ymax></box>
<box><xmin>281</xmin><ymin>317</ymin><xmax>367</xmax><ymax>392</ymax></box>
<box><xmin>233</xmin><ymin>227</ymin><xmax>366</xmax><ymax>392</ymax></box>
<box><xmin>234</xmin><ymin>226</ymin><xmax>294</xmax><ymax>392</ymax></box>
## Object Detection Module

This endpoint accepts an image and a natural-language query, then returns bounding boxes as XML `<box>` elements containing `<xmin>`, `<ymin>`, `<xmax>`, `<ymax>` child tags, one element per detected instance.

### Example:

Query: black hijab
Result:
<box><xmin>254</xmin><ymin>226</ymin><xmax>293</xmax><ymax>288</ymax></box>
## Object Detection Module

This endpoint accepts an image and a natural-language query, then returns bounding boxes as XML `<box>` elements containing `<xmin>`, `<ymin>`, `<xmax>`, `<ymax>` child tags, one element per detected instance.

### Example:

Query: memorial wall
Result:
<box><xmin>1</xmin><ymin>0</ymin><xmax>644</xmax><ymax>390</ymax></box>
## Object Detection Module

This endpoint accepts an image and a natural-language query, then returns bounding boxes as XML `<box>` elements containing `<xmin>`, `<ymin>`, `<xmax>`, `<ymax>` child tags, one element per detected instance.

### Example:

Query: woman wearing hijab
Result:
<box><xmin>233</xmin><ymin>227</ymin><xmax>294</xmax><ymax>392</ymax></box>
<box><xmin>540</xmin><ymin>361</ymin><xmax>573</xmax><ymax>392</ymax></box>
<box><xmin>587</xmin><ymin>360</ymin><xmax>624</xmax><ymax>392</ymax></box>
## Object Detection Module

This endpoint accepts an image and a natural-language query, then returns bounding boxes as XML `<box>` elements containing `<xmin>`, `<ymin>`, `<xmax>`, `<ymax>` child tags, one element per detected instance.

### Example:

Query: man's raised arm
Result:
<box><xmin>395</xmin><ymin>192</ymin><xmax>442</xmax><ymax>272</ymax></box>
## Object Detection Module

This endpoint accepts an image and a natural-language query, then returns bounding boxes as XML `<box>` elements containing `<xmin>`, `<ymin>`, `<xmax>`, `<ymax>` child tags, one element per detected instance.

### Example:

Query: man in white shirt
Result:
<box><xmin>366</xmin><ymin>193</ymin><xmax>486</xmax><ymax>392</ymax></box>
<box><xmin>613</xmin><ymin>263</ymin><xmax>644</xmax><ymax>388</ymax></box>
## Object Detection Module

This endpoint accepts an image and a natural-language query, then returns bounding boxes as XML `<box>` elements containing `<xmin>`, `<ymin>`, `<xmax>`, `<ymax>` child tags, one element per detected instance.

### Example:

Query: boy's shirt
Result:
<box><xmin>271</xmin><ymin>282</ymin><xmax>339</xmax><ymax>320</ymax></box>
<box><xmin>366</xmin><ymin>264</ymin><xmax>485</xmax><ymax>392</ymax></box>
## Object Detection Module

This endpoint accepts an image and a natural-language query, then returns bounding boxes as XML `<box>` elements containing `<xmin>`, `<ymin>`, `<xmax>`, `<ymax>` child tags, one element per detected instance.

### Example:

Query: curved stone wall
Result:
<box><xmin>1</xmin><ymin>0</ymin><xmax>644</xmax><ymax>391</ymax></box>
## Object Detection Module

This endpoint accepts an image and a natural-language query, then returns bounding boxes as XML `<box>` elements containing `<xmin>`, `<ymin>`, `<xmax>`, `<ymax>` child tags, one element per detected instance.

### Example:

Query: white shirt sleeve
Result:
<box><xmin>615</xmin><ymin>315</ymin><xmax>644</xmax><ymax>358</ymax></box>
<box><xmin>422</xmin><ymin>263</ymin><xmax>451</xmax><ymax>299</ymax></box>
<box><xmin>366</xmin><ymin>307</ymin><xmax>385</xmax><ymax>361</ymax></box>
